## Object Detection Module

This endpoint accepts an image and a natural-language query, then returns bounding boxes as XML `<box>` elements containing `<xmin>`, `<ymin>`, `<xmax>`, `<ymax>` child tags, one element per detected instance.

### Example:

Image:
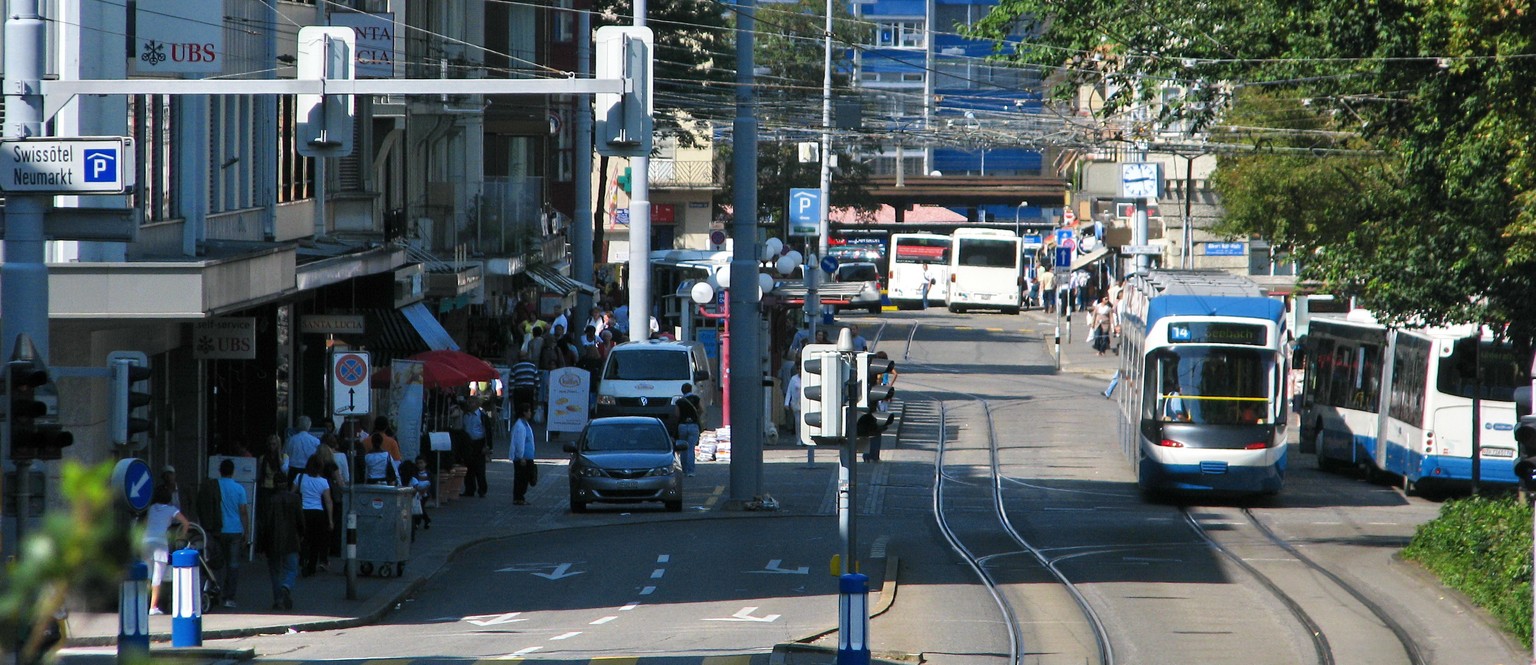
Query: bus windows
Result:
<box><xmin>1436</xmin><ymin>340</ymin><xmax>1530</xmax><ymax>402</ymax></box>
<box><xmin>1152</xmin><ymin>348</ymin><xmax>1270</xmax><ymax>425</ymax></box>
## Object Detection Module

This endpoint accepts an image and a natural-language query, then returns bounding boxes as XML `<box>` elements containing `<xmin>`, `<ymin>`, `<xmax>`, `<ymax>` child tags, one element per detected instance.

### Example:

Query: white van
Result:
<box><xmin>594</xmin><ymin>339</ymin><xmax>714</xmax><ymax>432</ymax></box>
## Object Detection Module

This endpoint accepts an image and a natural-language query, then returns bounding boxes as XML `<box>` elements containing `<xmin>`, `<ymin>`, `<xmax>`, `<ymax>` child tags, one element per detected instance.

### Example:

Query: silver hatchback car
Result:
<box><xmin>564</xmin><ymin>416</ymin><xmax>685</xmax><ymax>513</ymax></box>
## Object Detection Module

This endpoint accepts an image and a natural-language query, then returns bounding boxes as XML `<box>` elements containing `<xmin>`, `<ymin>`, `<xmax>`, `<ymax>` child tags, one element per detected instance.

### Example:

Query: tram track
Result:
<box><xmin>933</xmin><ymin>395</ymin><xmax>1114</xmax><ymax>665</ymax></box>
<box><xmin>1181</xmin><ymin>506</ymin><xmax>1426</xmax><ymax>665</ymax></box>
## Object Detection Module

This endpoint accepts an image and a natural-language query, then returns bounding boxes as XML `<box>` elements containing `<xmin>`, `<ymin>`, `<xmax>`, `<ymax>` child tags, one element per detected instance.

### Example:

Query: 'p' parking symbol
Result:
<box><xmin>83</xmin><ymin>149</ymin><xmax>117</xmax><ymax>183</ymax></box>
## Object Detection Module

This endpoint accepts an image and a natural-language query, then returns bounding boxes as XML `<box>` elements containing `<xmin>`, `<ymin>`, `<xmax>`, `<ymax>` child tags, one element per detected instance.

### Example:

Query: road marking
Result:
<box><xmin>621</xmin><ymin>602</ymin><xmax>640</xmax><ymax>611</ymax></box>
<box><xmin>704</xmin><ymin>606</ymin><xmax>781</xmax><ymax>622</ymax></box>
<box><xmin>550</xmin><ymin>632</ymin><xmax>582</xmax><ymax>641</ymax></box>
<box><xmin>748</xmin><ymin>559</ymin><xmax>809</xmax><ymax>574</ymax></box>
<box><xmin>499</xmin><ymin>646</ymin><xmax>542</xmax><ymax>658</ymax></box>
<box><xmin>954</xmin><ymin>326</ymin><xmax>973</xmax><ymax>331</ymax></box>
<box><xmin>657</xmin><ymin>554</ymin><xmax>670</xmax><ymax>563</ymax></box>
<box><xmin>650</xmin><ymin>568</ymin><xmax>665</xmax><ymax>578</ymax></box>
<box><xmin>986</xmin><ymin>328</ymin><xmax>1003</xmax><ymax>333</ymax></box>
<box><xmin>530</xmin><ymin>563</ymin><xmax>584</xmax><ymax>580</ymax></box>
<box><xmin>464</xmin><ymin>612</ymin><xmax>527</xmax><ymax>626</ymax></box>
<box><xmin>590</xmin><ymin>616</ymin><xmax>619</xmax><ymax>625</ymax></box>
<box><xmin>640</xmin><ymin>586</ymin><xmax>656</xmax><ymax>595</ymax></box>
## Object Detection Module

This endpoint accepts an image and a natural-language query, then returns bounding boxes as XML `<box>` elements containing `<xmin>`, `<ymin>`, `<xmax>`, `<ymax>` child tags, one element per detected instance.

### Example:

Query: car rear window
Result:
<box><xmin>838</xmin><ymin>265</ymin><xmax>879</xmax><ymax>282</ymax></box>
<box><xmin>583</xmin><ymin>423</ymin><xmax>672</xmax><ymax>451</ymax></box>
<box><xmin>603</xmin><ymin>349</ymin><xmax>690</xmax><ymax>381</ymax></box>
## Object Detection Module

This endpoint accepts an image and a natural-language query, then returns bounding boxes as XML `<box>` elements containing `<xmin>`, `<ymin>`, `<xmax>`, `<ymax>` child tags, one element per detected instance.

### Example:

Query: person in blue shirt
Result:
<box><xmin>509</xmin><ymin>402</ymin><xmax>537</xmax><ymax>505</ymax></box>
<box><xmin>214</xmin><ymin>458</ymin><xmax>250</xmax><ymax>608</ymax></box>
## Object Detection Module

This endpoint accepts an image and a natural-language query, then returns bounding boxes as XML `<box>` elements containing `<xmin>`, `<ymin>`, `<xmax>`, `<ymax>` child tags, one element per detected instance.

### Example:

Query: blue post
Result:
<box><xmin>170</xmin><ymin>548</ymin><xmax>202</xmax><ymax>647</ymax></box>
<box><xmin>837</xmin><ymin>573</ymin><xmax>870</xmax><ymax>665</ymax></box>
<box><xmin>118</xmin><ymin>561</ymin><xmax>150</xmax><ymax>662</ymax></box>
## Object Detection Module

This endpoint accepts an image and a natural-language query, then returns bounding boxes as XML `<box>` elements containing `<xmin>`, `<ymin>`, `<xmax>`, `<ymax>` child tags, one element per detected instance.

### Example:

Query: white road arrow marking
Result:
<box><xmin>464</xmin><ymin>612</ymin><xmax>527</xmax><ymax>626</ymax></box>
<box><xmin>747</xmin><ymin>559</ymin><xmax>808</xmax><ymax>574</ymax></box>
<box><xmin>704</xmin><ymin>606</ymin><xmax>781</xmax><ymax>622</ymax></box>
<box><xmin>530</xmin><ymin>563</ymin><xmax>584</xmax><ymax>580</ymax></box>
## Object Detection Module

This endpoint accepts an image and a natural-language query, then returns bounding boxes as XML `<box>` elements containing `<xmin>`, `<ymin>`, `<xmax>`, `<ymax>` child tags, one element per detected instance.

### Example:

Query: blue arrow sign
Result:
<box><xmin>113</xmin><ymin>458</ymin><xmax>154</xmax><ymax>512</ymax></box>
<box><xmin>820</xmin><ymin>254</ymin><xmax>840</xmax><ymax>275</ymax></box>
<box><xmin>1054</xmin><ymin>247</ymin><xmax>1073</xmax><ymax>269</ymax></box>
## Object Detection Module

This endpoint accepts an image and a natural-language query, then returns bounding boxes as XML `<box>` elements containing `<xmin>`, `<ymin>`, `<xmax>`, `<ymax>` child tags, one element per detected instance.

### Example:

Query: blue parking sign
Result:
<box><xmin>789</xmin><ymin>188</ymin><xmax>820</xmax><ymax>236</ymax></box>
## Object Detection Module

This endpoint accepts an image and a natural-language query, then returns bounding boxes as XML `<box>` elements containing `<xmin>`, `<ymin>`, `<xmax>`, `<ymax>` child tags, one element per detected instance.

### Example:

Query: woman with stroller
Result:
<box><xmin>142</xmin><ymin>483</ymin><xmax>191</xmax><ymax>615</ymax></box>
<box><xmin>295</xmin><ymin>455</ymin><xmax>334</xmax><ymax>577</ymax></box>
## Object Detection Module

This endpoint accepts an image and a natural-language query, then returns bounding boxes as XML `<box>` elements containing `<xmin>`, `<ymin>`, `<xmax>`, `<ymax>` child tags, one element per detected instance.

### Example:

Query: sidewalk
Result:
<box><xmin>1020</xmin><ymin>306</ymin><xmax>1122</xmax><ymax>382</ymax></box>
<box><xmin>56</xmin><ymin>414</ymin><xmax>894</xmax><ymax>663</ymax></box>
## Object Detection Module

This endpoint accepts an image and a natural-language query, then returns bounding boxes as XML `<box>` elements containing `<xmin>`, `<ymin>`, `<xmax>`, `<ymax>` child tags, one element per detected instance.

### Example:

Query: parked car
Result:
<box><xmin>834</xmin><ymin>262</ymin><xmax>885</xmax><ymax>314</ymax></box>
<box><xmin>564</xmin><ymin>416</ymin><xmax>684</xmax><ymax>513</ymax></box>
<box><xmin>594</xmin><ymin>339</ymin><xmax>714</xmax><ymax>435</ymax></box>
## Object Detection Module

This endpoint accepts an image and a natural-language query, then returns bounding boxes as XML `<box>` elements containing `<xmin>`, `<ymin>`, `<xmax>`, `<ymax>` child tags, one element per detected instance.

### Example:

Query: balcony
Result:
<box><xmin>650</xmin><ymin>159</ymin><xmax>719</xmax><ymax>190</ymax></box>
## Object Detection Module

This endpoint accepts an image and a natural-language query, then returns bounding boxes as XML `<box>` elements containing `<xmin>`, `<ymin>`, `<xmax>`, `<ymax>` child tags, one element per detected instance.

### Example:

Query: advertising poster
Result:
<box><xmin>391</xmin><ymin>360</ymin><xmax>425</xmax><ymax>461</ymax></box>
<box><xmin>546</xmin><ymin>367</ymin><xmax>591</xmax><ymax>435</ymax></box>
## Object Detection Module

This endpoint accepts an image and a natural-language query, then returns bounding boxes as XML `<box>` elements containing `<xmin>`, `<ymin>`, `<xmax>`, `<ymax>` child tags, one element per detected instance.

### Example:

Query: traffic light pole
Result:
<box><xmin>838</xmin><ymin>354</ymin><xmax>859</xmax><ymax>576</ymax></box>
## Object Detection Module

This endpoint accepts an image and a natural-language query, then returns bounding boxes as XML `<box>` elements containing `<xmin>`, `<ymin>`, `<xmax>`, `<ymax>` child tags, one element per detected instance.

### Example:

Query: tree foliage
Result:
<box><xmin>595</xmin><ymin>0</ymin><xmax>735</xmax><ymax>147</ymax></box>
<box><xmin>715</xmin><ymin>0</ymin><xmax>879</xmax><ymax>227</ymax></box>
<box><xmin>967</xmin><ymin>0</ymin><xmax>1536</xmax><ymax>340</ymax></box>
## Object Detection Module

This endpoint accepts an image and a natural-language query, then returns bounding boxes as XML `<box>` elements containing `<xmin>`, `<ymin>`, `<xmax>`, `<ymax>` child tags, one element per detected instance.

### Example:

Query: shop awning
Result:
<box><xmin>1070</xmin><ymin>246</ymin><xmax>1112</xmax><ymax>272</ymax></box>
<box><xmin>400</xmin><ymin>302</ymin><xmax>460</xmax><ymax>351</ymax></box>
<box><xmin>527</xmin><ymin>265</ymin><xmax>600</xmax><ymax>296</ymax></box>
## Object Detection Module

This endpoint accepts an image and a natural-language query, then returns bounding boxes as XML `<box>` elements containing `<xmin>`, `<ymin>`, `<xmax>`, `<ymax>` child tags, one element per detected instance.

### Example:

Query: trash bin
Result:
<box><xmin>346</xmin><ymin>484</ymin><xmax>414</xmax><ymax>578</ymax></box>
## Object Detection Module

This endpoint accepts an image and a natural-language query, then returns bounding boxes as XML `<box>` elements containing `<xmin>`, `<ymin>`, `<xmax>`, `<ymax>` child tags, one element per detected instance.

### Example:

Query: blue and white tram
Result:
<box><xmin>1116</xmin><ymin>271</ymin><xmax>1290</xmax><ymax>496</ymax></box>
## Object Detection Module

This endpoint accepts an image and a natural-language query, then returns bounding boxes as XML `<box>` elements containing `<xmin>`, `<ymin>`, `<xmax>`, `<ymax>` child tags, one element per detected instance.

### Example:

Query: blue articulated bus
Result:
<box><xmin>1116</xmin><ymin>270</ymin><xmax>1290</xmax><ymax>496</ymax></box>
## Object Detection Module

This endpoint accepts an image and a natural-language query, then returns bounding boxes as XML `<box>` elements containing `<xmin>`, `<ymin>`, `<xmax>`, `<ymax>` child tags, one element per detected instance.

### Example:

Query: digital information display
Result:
<box><xmin>1168</xmin><ymin>321</ymin><xmax>1267</xmax><ymax>346</ymax></box>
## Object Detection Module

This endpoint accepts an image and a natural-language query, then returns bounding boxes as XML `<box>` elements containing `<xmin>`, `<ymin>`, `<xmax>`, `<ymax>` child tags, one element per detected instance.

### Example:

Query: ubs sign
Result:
<box><xmin>132</xmin><ymin>0</ymin><xmax>224</xmax><ymax>74</ymax></box>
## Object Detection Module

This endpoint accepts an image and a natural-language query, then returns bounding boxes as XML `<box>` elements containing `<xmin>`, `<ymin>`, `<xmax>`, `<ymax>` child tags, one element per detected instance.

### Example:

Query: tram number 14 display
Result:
<box><xmin>1169</xmin><ymin>322</ymin><xmax>1267</xmax><ymax>346</ymax></box>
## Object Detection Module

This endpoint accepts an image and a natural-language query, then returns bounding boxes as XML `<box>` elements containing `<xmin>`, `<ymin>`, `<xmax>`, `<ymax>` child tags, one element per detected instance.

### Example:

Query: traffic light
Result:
<box><xmin>110</xmin><ymin>355</ymin><xmax>153</xmax><ymax>447</ymax></box>
<box><xmin>799</xmin><ymin>343</ymin><xmax>846</xmax><ymax>445</ymax></box>
<box><xmin>1514</xmin><ymin>416</ymin><xmax>1536</xmax><ymax>494</ymax></box>
<box><xmin>7</xmin><ymin>335</ymin><xmax>72</xmax><ymax>461</ymax></box>
<box><xmin>854</xmin><ymin>352</ymin><xmax>896</xmax><ymax>437</ymax></box>
<box><xmin>618</xmin><ymin>166</ymin><xmax>632</xmax><ymax>195</ymax></box>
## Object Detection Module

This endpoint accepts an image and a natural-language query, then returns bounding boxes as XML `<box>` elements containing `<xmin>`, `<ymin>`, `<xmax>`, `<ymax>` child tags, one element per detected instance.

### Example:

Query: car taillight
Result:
<box><xmin>1244</xmin><ymin>441</ymin><xmax>1270</xmax><ymax>450</ymax></box>
<box><xmin>1158</xmin><ymin>439</ymin><xmax>1185</xmax><ymax>448</ymax></box>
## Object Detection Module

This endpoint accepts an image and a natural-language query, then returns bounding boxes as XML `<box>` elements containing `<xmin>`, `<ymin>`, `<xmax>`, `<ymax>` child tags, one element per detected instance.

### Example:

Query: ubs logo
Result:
<box><xmin>639</xmin><ymin>397</ymin><xmax>649</xmax><ymax>406</ymax></box>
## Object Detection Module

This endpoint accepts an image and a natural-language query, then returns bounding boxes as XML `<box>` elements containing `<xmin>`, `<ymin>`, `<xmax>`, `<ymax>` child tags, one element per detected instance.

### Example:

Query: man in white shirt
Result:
<box><xmin>284</xmin><ymin>415</ymin><xmax>321</xmax><ymax>481</ymax></box>
<box><xmin>785</xmin><ymin>372</ymin><xmax>802</xmax><ymax>444</ymax></box>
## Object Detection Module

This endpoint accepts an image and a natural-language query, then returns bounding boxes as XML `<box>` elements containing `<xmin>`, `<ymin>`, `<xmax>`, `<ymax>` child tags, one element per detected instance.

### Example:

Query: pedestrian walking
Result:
<box><xmin>408</xmin><ymin>457</ymin><xmax>433</xmax><ymax>533</ymax></box>
<box><xmin>510</xmin><ymin>402</ymin><xmax>537</xmax><ymax>505</ymax></box>
<box><xmin>284</xmin><ymin>415</ymin><xmax>321</xmax><ymax>482</ymax></box>
<box><xmin>213</xmin><ymin>458</ymin><xmax>250</xmax><ymax>608</ymax></box>
<box><xmin>919</xmin><ymin>264</ymin><xmax>936</xmax><ymax>309</ymax></box>
<box><xmin>1091</xmin><ymin>296</ymin><xmax>1114</xmax><ymax>356</ymax></box>
<box><xmin>674</xmin><ymin>383</ymin><xmax>703</xmax><ymax>476</ymax></box>
<box><xmin>265</xmin><ymin>474</ymin><xmax>301</xmax><ymax>610</ymax></box>
<box><xmin>1039</xmin><ymin>269</ymin><xmax>1057</xmax><ymax>313</ymax></box>
<box><xmin>142</xmin><ymin>483</ymin><xmax>190</xmax><ymax>615</ymax></box>
<box><xmin>459</xmin><ymin>397</ymin><xmax>492</xmax><ymax>497</ymax></box>
<box><xmin>296</xmin><ymin>455</ymin><xmax>334</xmax><ymax>577</ymax></box>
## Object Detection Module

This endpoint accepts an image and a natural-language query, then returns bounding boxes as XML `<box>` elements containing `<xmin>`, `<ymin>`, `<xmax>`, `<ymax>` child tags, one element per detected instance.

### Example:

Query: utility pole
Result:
<box><xmin>627</xmin><ymin>0</ymin><xmax>652</xmax><ymax>340</ymax></box>
<box><xmin>572</xmin><ymin>7</ymin><xmax>595</xmax><ymax>327</ymax></box>
<box><xmin>2</xmin><ymin>0</ymin><xmax>55</xmax><ymax>558</ymax></box>
<box><xmin>729</xmin><ymin>0</ymin><xmax>765</xmax><ymax>505</ymax></box>
<box><xmin>809</xmin><ymin>0</ymin><xmax>835</xmax><ymax>341</ymax></box>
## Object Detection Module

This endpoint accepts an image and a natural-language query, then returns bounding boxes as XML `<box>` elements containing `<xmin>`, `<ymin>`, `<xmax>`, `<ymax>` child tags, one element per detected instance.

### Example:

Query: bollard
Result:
<box><xmin>837</xmin><ymin>573</ymin><xmax>871</xmax><ymax>665</ymax></box>
<box><xmin>118</xmin><ymin>561</ymin><xmax>150</xmax><ymax>662</ymax></box>
<box><xmin>345</xmin><ymin>511</ymin><xmax>358</xmax><ymax>599</ymax></box>
<box><xmin>170</xmin><ymin>548</ymin><xmax>202</xmax><ymax>647</ymax></box>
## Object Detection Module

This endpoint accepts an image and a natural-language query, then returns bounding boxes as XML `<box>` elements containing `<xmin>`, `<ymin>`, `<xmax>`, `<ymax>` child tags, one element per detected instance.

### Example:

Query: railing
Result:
<box><xmin>649</xmin><ymin>159</ymin><xmax>718</xmax><ymax>189</ymax></box>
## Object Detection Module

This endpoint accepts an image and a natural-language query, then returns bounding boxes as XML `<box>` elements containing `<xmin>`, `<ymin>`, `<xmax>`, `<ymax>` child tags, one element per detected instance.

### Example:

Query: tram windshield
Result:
<box><xmin>1149</xmin><ymin>347</ymin><xmax>1272</xmax><ymax>425</ymax></box>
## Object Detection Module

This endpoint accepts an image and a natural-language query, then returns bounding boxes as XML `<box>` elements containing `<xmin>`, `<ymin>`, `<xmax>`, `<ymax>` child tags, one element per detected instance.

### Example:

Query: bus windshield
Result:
<box><xmin>955</xmin><ymin>239</ymin><xmax>1017</xmax><ymax>269</ymax></box>
<box><xmin>1150</xmin><ymin>347</ymin><xmax>1272</xmax><ymax>425</ymax></box>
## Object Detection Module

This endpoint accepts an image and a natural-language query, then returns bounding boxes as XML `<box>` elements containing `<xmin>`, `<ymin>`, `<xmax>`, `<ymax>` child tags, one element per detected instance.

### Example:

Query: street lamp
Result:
<box><xmin>1014</xmin><ymin>201</ymin><xmax>1028</xmax><ymax>237</ymax></box>
<box><xmin>690</xmin><ymin>239</ymin><xmax>801</xmax><ymax>429</ymax></box>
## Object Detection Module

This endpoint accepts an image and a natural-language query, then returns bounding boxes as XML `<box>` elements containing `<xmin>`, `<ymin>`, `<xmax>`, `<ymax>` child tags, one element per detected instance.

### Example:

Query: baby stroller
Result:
<box><xmin>172</xmin><ymin>522</ymin><xmax>223</xmax><ymax>613</ymax></box>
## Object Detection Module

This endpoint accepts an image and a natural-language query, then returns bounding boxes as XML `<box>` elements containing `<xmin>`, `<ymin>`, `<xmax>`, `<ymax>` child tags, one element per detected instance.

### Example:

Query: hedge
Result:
<box><xmin>1401</xmin><ymin>495</ymin><xmax>1532</xmax><ymax>648</ymax></box>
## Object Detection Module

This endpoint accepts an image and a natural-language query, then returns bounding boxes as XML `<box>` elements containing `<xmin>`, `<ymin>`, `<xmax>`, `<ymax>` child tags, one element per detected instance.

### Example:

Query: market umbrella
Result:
<box><xmin>407</xmin><ymin>350</ymin><xmax>500</xmax><ymax>387</ymax></box>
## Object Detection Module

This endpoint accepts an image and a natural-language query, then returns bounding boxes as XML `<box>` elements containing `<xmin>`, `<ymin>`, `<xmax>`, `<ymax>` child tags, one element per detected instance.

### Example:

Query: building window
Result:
<box><xmin>276</xmin><ymin>95</ymin><xmax>314</xmax><ymax>203</ymax></box>
<box><xmin>129</xmin><ymin>94</ymin><xmax>177</xmax><ymax>225</ymax></box>
<box><xmin>874</xmin><ymin>20</ymin><xmax>925</xmax><ymax>49</ymax></box>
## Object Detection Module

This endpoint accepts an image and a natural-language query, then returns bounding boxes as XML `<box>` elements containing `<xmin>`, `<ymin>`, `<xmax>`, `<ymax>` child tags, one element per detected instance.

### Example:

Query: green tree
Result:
<box><xmin>715</xmin><ymin>0</ymin><xmax>878</xmax><ymax>230</ymax></box>
<box><xmin>966</xmin><ymin>0</ymin><xmax>1536</xmax><ymax>340</ymax></box>
<box><xmin>595</xmin><ymin>0</ymin><xmax>735</xmax><ymax>148</ymax></box>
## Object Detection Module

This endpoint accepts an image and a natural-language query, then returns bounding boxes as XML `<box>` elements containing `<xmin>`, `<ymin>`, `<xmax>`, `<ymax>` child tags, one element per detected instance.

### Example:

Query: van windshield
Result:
<box><xmin>604</xmin><ymin>350</ymin><xmax>690</xmax><ymax>381</ymax></box>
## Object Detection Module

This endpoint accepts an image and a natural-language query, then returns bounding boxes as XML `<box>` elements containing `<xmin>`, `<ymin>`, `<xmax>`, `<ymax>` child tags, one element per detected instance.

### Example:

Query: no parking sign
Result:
<box><xmin>331</xmin><ymin>351</ymin><xmax>372</xmax><ymax>416</ymax></box>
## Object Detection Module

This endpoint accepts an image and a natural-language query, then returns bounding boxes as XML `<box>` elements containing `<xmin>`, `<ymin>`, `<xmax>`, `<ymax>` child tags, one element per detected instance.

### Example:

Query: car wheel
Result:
<box><xmin>664</xmin><ymin>499</ymin><xmax>683</xmax><ymax>512</ymax></box>
<box><xmin>359</xmin><ymin>562</ymin><xmax>374</xmax><ymax>577</ymax></box>
<box><xmin>570</xmin><ymin>498</ymin><xmax>588</xmax><ymax>513</ymax></box>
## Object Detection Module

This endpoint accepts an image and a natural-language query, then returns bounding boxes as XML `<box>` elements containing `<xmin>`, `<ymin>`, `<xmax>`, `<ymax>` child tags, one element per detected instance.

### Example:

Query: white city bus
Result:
<box><xmin>946</xmin><ymin>228</ymin><xmax>1023</xmax><ymax>314</ymax></box>
<box><xmin>1300</xmin><ymin>311</ymin><xmax>1527</xmax><ymax>493</ymax></box>
<box><xmin>887</xmin><ymin>232</ymin><xmax>951</xmax><ymax>309</ymax></box>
